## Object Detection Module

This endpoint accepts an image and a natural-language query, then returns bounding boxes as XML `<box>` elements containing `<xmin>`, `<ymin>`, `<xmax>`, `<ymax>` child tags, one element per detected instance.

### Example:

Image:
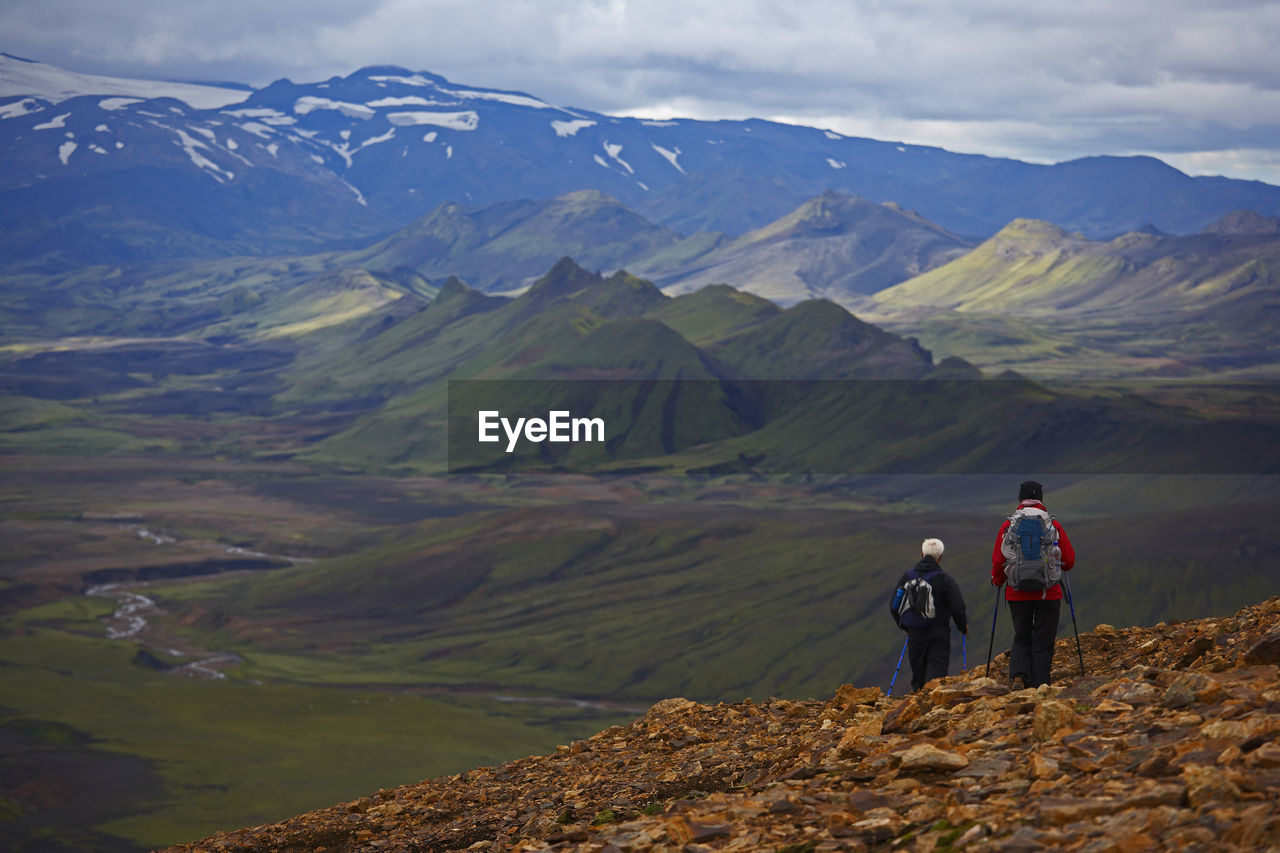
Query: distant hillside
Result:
<box><xmin>5</xmin><ymin>252</ymin><xmax>1276</xmax><ymax>475</ymax></box>
<box><xmin>867</xmin><ymin>213</ymin><xmax>1280</xmax><ymax>322</ymax></box>
<box><xmin>648</xmin><ymin>190</ymin><xmax>971</xmax><ymax>303</ymax></box>
<box><xmin>339</xmin><ymin>189</ymin><xmax>970</xmax><ymax>302</ymax></box>
<box><xmin>288</xmin><ymin>257</ymin><xmax>945</xmax><ymax>472</ymax></box>
<box><xmin>346</xmin><ymin>190</ymin><xmax>686</xmax><ymax>294</ymax></box>
<box><xmin>859</xmin><ymin>211</ymin><xmax>1280</xmax><ymax>378</ymax></box>
<box><xmin>162</xmin><ymin>597</ymin><xmax>1280</xmax><ymax>852</ymax></box>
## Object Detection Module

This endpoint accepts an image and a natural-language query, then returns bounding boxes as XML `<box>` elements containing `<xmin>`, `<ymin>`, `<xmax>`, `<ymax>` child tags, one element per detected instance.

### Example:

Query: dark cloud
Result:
<box><xmin>3</xmin><ymin>0</ymin><xmax>1278</xmax><ymax>182</ymax></box>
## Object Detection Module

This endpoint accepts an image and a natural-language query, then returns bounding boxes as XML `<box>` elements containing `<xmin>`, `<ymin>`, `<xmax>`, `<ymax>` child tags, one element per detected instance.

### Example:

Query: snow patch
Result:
<box><xmin>294</xmin><ymin>96</ymin><xmax>374</xmax><ymax>120</ymax></box>
<box><xmin>265</xmin><ymin>142</ymin><xmax>279</xmax><ymax>157</ymax></box>
<box><xmin>34</xmin><ymin>112</ymin><xmax>70</xmax><ymax>130</ymax></box>
<box><xmin>340</xmin><ymin>130</ymin><xmax>351</xmax><ymax>140</ymax></box>
<box><xmin>169</xmin><ymin>126</ymin><xmax>234</xmax><ymax>181</ymax></box>
<box><xmin>0</xmin><ymin>55</ymin><xmax>249</xmax><ymax>109</ymax></box>
<box><xmin>58</xmin><ymin>140</ymin><xmax>77</xmax><ymax>164</ymax></box>
<box><xmin>824</xmin><ymin>130</ymin><xmax>843</xmax><ymax>140</ymax></box>
<box><xmin>826</xmin><ymin>158</ymin><xmax>846</xmax><ymax>169</ymax></box>
<box><xmin>439</xmin><ymin>87</ymin><xmax>549</xmax><ymax>109</ymax></box>
<box><xmin>446</xmin><ymin>145</ymin><xmax>453</xmax><ymax>159</ymax></box>
<box><xmin>191</xmin><ymin>126</ymin><xmax>216</xmax><ymax>141</ymax></box>
<box><xmin>369</xmin><ymin>74</ymin><xmax>432</xmax><ymax>87</ymax></box>
<box><xmin>94</xmin><ymin>123</ymin><xmax>110</xmax><ymax>132</ymax></box>
<box><xmin>359</xmin><ymin>128</ymin><xmax>396</xmax><ymax>149</ymax></box>
<box><xmin>343</xmin><ymin>179</ymin><xmax>368</xmax><ymax>206</ymax></box>
<box><xmin>602</xmin><ymin>141</ymin><xmax>634</xmax><ymax>174</ymax></box>
<box><xmin>115</xmin><ymin>141</ymin><xmax>123</xmax><ymax>149</ymax></box>
<box><xmin>224</xmin><ymin>107</ymin><xmax>289</xmax><ymax>121</ymax></box>
<box><xmin>226</xmin><ymin>137</ymin><xmax>238</xmax><ymax>150</ymax></box>
<box><xmin>0</xmin><ymin>97</ymin><xmax>41</xmax><ymax>118</ymax></box>
<box><xmin>651</xmin><ymin>143</ymin><xmax>684</xmax><ymax>174</ymax></box>
<box><xmin>897</xmin><ymin>145</ymin><xmax>907</xmax><ymax>152</ymax></box>
<box><xmin>552</xmin><ymin>118</ymin><xmax>595</xmax><ymax>137</ymax></box>
<box><xmin>387</xmin><ymin>110</ymin><xmax>478</xmax><ymax>131</ymax></box>
<box><xmin>367</xmin><ymin>95</ymin><xmax>454</xmax><ymax>108</ymax></box>
<box><xmin>90</xmin><ymin>144</ymin><xmax>108</xmax><ymax>154</ymax></box>
<box><xmin>642</xmin><ymin>120</ymin><xmax>677</xmax><ymax>127</ymax></box>
<box><xmin>423</xmin><ymin>131</ymin><xmax>437</xmax><ymax>142</ymax></box>
<box><xmin>325</xmin><ymin>140</ymin><xmax>354</xmax><ymax>167</ymax></box>
<box><xmin>239</xmin><ymin>122</ymin><xmax>275</xmax><ymax>139</ymax></box>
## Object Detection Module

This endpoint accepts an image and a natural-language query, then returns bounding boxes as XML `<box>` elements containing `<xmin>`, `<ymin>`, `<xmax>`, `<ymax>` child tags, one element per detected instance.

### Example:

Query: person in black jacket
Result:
<box><xmin>890</xmin><ymin>538</ymin><xmax>969</xmax><ymax>692</ymax></box>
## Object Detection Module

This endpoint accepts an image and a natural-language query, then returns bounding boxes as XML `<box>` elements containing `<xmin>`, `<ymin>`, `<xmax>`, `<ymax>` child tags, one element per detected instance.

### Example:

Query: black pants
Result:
<box><xmin>907</xmin><ymin>623</ymin><xmax>951</xmax><ymax>692</ymax></box>
<box><xmin>1008</xmin><ymin>598</ymin><xmax>1060</xmax><ymax>687</ymax></box>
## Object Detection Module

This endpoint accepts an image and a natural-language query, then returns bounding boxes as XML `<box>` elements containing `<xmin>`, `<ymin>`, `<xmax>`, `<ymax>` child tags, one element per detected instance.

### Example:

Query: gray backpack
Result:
<box><xmin>1001</xmin><ymin>509</ymin><xmax>1062</xmax><ymax>594</ymax></box>
<box><xmin>897</xmin><ymin>576</ymin><xmax>937</xmax><ymax>628</ymax></box>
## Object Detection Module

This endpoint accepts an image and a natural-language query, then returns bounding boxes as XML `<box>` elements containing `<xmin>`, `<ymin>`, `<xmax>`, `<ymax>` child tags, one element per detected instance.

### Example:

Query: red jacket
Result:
<box><xmin>991</xmin><ymin>500</ymin><xmax>1075</xmax><ymax>601</ymax></box>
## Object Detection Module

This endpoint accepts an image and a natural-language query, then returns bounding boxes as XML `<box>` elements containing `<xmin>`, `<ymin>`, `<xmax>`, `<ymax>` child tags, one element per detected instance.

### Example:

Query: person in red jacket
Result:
<box><xmin>991</xmin><ymin>480</ymin><xmax>1076</xmax><ymax>688</ymax></box>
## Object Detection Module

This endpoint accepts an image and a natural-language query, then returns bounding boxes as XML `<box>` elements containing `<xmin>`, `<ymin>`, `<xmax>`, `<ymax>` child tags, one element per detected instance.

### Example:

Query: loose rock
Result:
<box><xmin>160</xmin><ymin>596</ymin><xmax>1280</xmax><ymax>853</ymax></box>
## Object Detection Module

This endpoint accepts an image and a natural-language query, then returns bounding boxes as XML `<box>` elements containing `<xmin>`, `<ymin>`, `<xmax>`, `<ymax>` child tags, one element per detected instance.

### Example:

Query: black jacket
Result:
<box><xmin>890</xmin><ymin>556</ymin><xmax>969</xmax><ymax>634</ymax></box>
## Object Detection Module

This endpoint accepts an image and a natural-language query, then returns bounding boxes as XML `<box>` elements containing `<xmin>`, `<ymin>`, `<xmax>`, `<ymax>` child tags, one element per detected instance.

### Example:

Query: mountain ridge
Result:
<box><xmin>856</xmin><ymin>209</ymin><xmax>1280</xmax><ymax>377</ymax></box>
<box><xmin>646</xmin><ymin>190</ymin><xmax>973</xmax><ymax>303</ymax></box>
<box><xmin>5</xmin><ymin>54</ymin><xmax>1280</xmax><ymax>270</ymax></box>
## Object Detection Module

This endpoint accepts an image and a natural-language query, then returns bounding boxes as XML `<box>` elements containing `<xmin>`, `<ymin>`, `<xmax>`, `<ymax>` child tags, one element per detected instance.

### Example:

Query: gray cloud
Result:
<box><xmin>4</xmin><ymin>0</ymin><xmax>1279</xmax><ymax>182</ymax></box>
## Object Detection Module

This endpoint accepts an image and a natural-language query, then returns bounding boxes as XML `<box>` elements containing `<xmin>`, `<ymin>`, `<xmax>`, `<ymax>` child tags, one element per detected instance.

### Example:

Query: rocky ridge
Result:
<box><xmin>165</xmin><ymin>598</ymin><xmax>1280</xmax><ymax>852</ymax></box>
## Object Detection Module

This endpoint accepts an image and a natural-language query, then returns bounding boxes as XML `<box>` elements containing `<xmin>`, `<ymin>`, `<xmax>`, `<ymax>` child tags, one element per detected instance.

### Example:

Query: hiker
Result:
<box><xmin>991</xmin><ymin>480</ymin><xmax>1076</xmax><ymax>689</ymax></box>
<box><xmin>890</xmin><ymin>538</ymin><xmax>969</xmax><ymax>692</ymax></box>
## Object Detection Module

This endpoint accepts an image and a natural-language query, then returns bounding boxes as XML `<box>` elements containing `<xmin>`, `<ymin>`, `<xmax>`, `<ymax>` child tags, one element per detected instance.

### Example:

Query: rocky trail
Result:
<box><xmin>164</xmin><ymin>598</ymin><xmax>1280</xmax><ymax>853</ymax></box>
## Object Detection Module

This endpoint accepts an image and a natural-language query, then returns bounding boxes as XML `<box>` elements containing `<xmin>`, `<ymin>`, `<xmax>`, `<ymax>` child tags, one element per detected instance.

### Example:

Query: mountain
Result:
<box><xmin>0</xmin><ymin>51</ymin><xmax>250</xmax><ymax>108</ymax></box>
<box><xmin>859</xmin><ymin>212</ymin><xmax>1280</xmax><ymax>377</ymax></box>
<box><xmin>645</xmin><ymin>190</ymin><xmax>972</xmax><ymax>303</ymax></box>
<box><xmin>866</xmin><ymin>213</ymin><xmax>1280</xmax><ymax>321</ymax></box>
<box><xmin>340</xmin><ymin>189</ymin><xmax>968</xmax><ymax>302</ymax></box>
<box><xmin>160</xmin><ymin>597</ymin><xmax>1280</xmax><ymax>852</ymax></box>
<box><xmin>285</xmin><ymin>258</ymin><xmax>945</xmax><ymax>472</ymax></box>
<box><xmin>5</xmin><ymin>55</ymin><xmax>1280</xmax><ymax>269</ymax></box>
<box><xmin>346</xmin><ymin>189</ymin><xmax>685</xmax><ymax>294</ymax></box>
<box><xmin>5</xmin><ymin>250</ymin><xmax>1275</xmax><ymax>475</ymax></box>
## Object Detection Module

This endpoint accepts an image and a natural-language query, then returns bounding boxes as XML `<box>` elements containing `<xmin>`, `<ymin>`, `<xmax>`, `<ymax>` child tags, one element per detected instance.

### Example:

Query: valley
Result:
<box><xmin>3</xmin><ymin>425</ymin><xmax>1278</xmax><ymax>849</ymax></box>
<box><xmin>2</xmin><ymin>53</ymin><xmax>1279</xmax><ymax>853</ymax></box>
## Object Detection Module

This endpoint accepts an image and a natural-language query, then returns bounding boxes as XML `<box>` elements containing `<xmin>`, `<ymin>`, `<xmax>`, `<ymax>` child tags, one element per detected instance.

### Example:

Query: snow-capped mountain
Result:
<box><xmin>3</xmin><ymin>53</ymin><xmax>1280</xmax><ymax>267</ymax></box>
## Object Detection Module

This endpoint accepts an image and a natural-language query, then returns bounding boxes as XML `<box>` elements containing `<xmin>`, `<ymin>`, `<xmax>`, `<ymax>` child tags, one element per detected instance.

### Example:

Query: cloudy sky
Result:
<box><xmin>5</xmin><ymin>0</ymin><xmax>1280</xmax><ymax>183</ymax></box>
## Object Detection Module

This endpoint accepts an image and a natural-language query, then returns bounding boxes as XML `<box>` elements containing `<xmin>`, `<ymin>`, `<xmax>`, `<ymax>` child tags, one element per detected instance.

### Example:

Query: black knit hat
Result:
<box><xmin>1018</xmin><ymin>480</ymin><xmax>1043</xmax><ymax>501</ymax></box>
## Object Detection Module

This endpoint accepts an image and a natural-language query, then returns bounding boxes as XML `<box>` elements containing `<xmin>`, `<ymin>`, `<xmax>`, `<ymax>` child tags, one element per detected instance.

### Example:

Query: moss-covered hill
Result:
<box><xmin>164</xmin><ymin>596</ymin><xmax>1280</xmax><ymax>852</ymax></box>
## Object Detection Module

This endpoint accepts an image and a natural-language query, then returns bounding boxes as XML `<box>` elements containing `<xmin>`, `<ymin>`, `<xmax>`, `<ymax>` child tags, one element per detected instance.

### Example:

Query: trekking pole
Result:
<box><xmin>1063</xmin><ymin>574</ymin><xmax>1086</xmax><ymax>677</ymax></box>
<box><xmin>985</xmin><ymin>583</ymin><xmax>1003</xmax><ymax>677</ymax></box>
<box><xmin>962</xmin><ymin>633</ymin><xmax>967</xmax><ymax>670</ymax></box>
<box><xmin>887</xmin><ymin>637</ymin><xmax>908</xmax><ymax>696</ymax></box>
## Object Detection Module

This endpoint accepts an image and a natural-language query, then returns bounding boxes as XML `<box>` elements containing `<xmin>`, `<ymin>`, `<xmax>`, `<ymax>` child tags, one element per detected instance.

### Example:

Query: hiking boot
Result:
<box><xmin>1010</xmin><ymin>676</ymin><xmax>1027</xmax><ymax>691</ymax></box>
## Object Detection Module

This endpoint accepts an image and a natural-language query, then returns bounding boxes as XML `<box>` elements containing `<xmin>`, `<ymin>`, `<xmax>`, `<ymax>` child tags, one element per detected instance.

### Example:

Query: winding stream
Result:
<box><xmin>83</xmin><ymin>524</ymin><xmax>649</xmax><ymax>712</ymax></box>
<box><xmin>84</xmin><ymin>525</ymin><xmax>313</xmax><ymax>679</ymax></box>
